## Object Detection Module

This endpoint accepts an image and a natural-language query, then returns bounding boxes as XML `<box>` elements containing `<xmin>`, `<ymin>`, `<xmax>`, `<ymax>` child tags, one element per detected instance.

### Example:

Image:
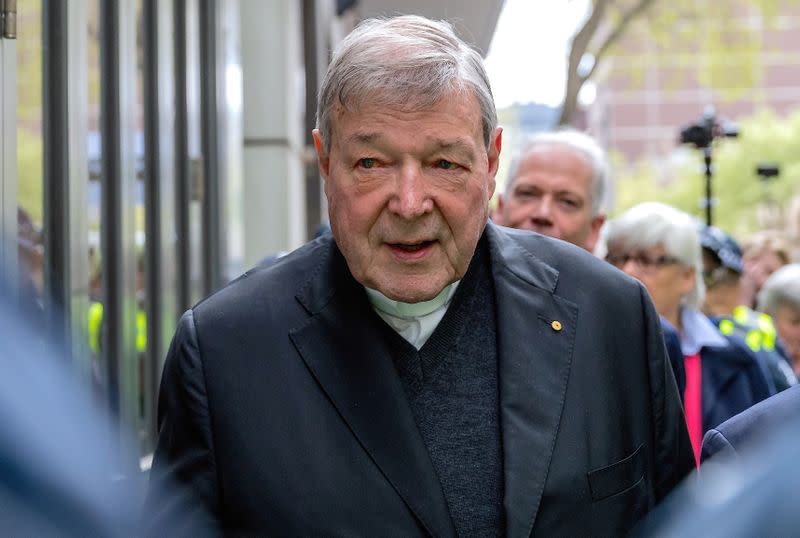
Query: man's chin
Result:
<box><xmin>379</xmin><ymin>288</ymin><xmax>441</xmax><ymax>304</ymax></box>
<box><xmin>371</xmin><ymin>277</ymin><xmax>452</xmax><ymax>304</ymax></box>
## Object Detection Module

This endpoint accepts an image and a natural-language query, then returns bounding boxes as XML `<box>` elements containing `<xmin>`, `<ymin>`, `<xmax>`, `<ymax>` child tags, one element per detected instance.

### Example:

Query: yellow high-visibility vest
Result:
<box><xmin>718</xmin><ymin>305</ymin><xmax>777</xmax><ymax>353</ymax></box>
<box><xmin>87</xmin><ymin>302</ymin><xmax>147</xmax><ymax>354</ymax></box>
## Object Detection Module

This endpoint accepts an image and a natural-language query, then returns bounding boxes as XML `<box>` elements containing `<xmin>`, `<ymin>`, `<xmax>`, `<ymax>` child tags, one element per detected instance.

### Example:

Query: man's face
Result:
<box><xmin>496</xmin><ymin>144</ymin><xmax>604</xmax><ymax>251</ymax></box>
<box><xmin>313</xmin><ymin>93</ymin><xmax>501</xmax><ymax>303</ymax></box>
<box><xmin>773</xmin><ymin>303</ymin><xmax>800</xmax><ymax>368</ymax></box>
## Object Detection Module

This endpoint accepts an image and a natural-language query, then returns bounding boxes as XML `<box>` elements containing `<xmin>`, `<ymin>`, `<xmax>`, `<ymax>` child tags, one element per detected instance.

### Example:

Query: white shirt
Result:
<box><xmin>365</xmin><ymin>282</ymin><xmax>460</xmax><ymax>350</ymax></box>
<box><xmin>680</xmin><ymin>307</ymin><xmax>728</xmax><ymax>356</ymax></box>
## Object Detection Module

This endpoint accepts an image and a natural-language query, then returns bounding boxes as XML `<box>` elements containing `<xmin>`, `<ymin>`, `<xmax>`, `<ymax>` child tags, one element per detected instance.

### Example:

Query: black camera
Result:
<box><xmin>756</xmin><ymin>163</ymin><xmax>780</xmax><ymax>180</ymax></box>
<box><xmin>679</xmin><ymin>106</ymin><xmax>739</xmax><ymax>149</ymax></box>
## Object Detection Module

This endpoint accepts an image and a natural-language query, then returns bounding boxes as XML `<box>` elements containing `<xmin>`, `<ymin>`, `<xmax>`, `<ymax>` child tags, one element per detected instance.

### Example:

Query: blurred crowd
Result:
<box><xmin>494</xmin><ymin>128</ymin><xmax>800</xmax><ymax>452</ymax></box>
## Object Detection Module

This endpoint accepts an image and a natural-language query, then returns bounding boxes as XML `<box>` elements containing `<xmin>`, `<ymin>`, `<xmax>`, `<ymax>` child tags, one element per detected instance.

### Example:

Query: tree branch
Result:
<box><xmin>585</xmin><ymin>0</ymin><xmax>658</xmax><ymax>80</ymax></box>
<box><xmin>567</xmin><ymin>0</ymin><xmax>611</xmax><ymax>79</ymax></box>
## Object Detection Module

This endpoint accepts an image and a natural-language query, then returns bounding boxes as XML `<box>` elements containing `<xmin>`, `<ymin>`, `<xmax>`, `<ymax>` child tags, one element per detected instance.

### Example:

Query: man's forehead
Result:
<box><xmin>346</xmin><ymin>130</ymin><xmax>478</xmax><ymax>152</ymax></box>
<box><xmin>330</xmin><ymin>95</ymin><xmax>484</xmax><ymax>149</ymax></box>
<box><xmin>518</xmin><ymin>145</ymin><xmax>591</xmax><ymax>181</ymax></box>
<box><xmin>524</xmin><ymin>143</ymin><xmax>591</xmax><ymax>165</ymax></box>
<box><xmin>335</xmin><ymin>88</ymin><xmax>480</xmax><ymax>119</ymax></box>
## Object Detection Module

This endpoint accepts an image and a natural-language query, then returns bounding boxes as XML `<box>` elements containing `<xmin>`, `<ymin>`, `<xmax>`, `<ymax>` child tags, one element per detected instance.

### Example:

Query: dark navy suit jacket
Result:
<box><xmin>640</xmin><ymin>389</ymin><xmax>800</xmax><ymax>536</ymax></box>
<box><xmin>701</xmin><ymin>384</ymin><xmax>800</xmax><ymax>462</ymax></box>
<box><xmin>148</xmin><ymin>223</ymin><xmax>694</xmax><ymax>536</ymax></box>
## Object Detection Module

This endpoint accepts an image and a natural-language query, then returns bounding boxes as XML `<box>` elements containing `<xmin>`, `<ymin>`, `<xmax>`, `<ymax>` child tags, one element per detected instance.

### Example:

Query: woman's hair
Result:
<box><xmin>315</xmin><ymin>15</ymin><xmax>497</xmax><ymax>153</ymax></box>
<box><xmin>600</xmin><ymin>202</ymin><xmax>704</xmax><ymax>308</ymax></box>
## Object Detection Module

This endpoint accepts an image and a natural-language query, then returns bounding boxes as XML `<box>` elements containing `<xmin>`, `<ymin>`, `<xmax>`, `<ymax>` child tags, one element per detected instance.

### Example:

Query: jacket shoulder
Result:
<box><xmin>491</xmin><ymin>224</ymin><xmax>642</xmax><ymax>299</ymax></box>
<box><xmin>192</xmin><ymin>235</ymin><xmax>333</xmax><ymax>324</ymax></box>
<box><xmin>712</xmin><ymin>384</ymin><xmax>800</xmax><ymax>450</ymax></box>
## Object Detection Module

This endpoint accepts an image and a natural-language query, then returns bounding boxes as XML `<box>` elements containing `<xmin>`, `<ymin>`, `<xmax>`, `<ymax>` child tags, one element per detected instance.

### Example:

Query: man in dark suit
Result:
<box><xmin>148</xmin><ymin>14</ymin><xmax>694</xmax><ymax>536</ymax></box>
<box><xmin>701</xmin><ymin>384</ymin><xmax>800</xmax><ymax>461</ymax></box>
<box><xmin>638</xmin><ymin>389</ymin><xmax>800</xmax><ymax>537</ymax></box>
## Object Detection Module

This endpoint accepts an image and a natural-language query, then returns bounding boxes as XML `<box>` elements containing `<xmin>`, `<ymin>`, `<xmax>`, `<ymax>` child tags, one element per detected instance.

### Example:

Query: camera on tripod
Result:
<box><xmin>679</xmin><ymin>106</ymin><xmax>739</xmax><ymax>149</ymax></box>
<box><xmin>756</xmin><ymin>163</ymin><xmax>779</xmax><ymax>181</ymax></box>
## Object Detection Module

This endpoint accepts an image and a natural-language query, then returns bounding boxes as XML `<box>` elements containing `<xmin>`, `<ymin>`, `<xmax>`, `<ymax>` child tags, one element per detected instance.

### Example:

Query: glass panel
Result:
<box><xmin>133</xmin><ymin>0</ymin><xmax>148</xmax><ymax>453</ymax></box>
<box><xmin>219</xmin><ymin>0</ymin><xmax>243</xmax><ymax>281</ymax></box>
<box><xmin>87</xmin><ymin>0</ymin><xmax>104</xmax><ymax>392</ymax></box>
<box><xmin>16</xmin><ymin>0</ymin><xmax>44</xmax><ymax>321</ymax></box>
<box><xmin>186</xmin><ymin>0</ymin><xmax>205</xmax><ymax>306</ymax></box>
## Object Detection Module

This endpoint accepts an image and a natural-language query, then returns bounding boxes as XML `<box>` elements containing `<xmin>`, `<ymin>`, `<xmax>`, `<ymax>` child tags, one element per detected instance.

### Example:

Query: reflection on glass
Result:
<box><xmin>16</xmin><ymin>0</ymin><xmax>44</xmax><ymax>322</ymax></box>
<box><xmin>133</xmin><ymin>0</ymin><xmax>148</xmax><ymax>450</ymax></box>
<box><xmin>87</xmin><ymin>0</ymin><xmax>104</xmax><ymax>391</ymax></box>
<box><xmin>186</xmin><ymin>0</ymin><xmax>205</xmax><ymax>305</ymax></box>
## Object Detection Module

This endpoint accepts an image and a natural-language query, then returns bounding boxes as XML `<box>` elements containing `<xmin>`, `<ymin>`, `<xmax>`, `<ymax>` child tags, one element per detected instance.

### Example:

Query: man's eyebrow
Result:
<box><xmin>345</xmin><ymin>133</ymin><xmax>478</xmax><ymax>162</ymax></box>
<box><xmin>432</xmin><ymin>139</ymin><xmax>477</xmax><ymax>163</ymax></box>
<box><xmin>348</xmin><ymin>132</ymin><xmax>383</xmax><ymax>145</ymax></box>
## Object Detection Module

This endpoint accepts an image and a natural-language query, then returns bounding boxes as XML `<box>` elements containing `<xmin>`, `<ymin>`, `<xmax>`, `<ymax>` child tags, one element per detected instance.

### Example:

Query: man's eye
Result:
<box><xmin>359</xmin><ymin>158</ymin><xmax>377</xmax><ymax>169</ymax></box>
<box><xmin>436</xmin><ymin>159</ymin><xmax>458</xmax><ymax>170</ymax></box>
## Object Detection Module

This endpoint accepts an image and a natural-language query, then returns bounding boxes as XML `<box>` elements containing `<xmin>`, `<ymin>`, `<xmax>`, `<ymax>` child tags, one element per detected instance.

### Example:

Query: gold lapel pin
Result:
<box><xmin>551</xmin><ymin>320</ymin><xmax>562</xmax><ymax>332</ymax></box>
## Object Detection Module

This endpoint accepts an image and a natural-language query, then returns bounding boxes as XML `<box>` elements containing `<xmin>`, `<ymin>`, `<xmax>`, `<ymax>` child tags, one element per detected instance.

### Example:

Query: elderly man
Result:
<box><xmin>494</xmin><ymin>130</ymin><xmax>609</xmax><ymax>252</ymax></box>
<box><xmin>491</xmin><ymin>132</ymin><xmax>701</xmax><ymax>397</ymax></box>
<box><xmin>148</xmin><ymin>15</ymin><xmax>693</xmax><ymax>536</ymax></box>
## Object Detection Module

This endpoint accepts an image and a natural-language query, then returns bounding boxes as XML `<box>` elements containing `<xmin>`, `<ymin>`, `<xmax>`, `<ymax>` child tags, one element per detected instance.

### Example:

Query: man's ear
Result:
<box><xmin>486</xmin><ymin>127</ymin><xmax>502</xmax><ymax>199</ymax></box>
<box><xmin>312</xmin><ymin>129</ymin><xmax>329</xmax><ymax>179</ymax></box>
<box><xmin>494</xmin><ymin>193</ymin><xmax>506</xmax><ymax>224</ymax></box>
<box><xmin>585</xmin><ymin>214</ymin><xmax>606</xmax><ymax>253</ymax></box>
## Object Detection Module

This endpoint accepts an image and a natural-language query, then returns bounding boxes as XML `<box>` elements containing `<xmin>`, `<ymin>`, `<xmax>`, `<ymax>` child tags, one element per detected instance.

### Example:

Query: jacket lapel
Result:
<box><xmin>486</xmin><ymin>224</ymin><xmax>578</xmax><ymax>538</ymax></box>
<box><xmin>289</xmin><ymin>242</ymin><xmax>456</xmax><ymax>538</ymax></box>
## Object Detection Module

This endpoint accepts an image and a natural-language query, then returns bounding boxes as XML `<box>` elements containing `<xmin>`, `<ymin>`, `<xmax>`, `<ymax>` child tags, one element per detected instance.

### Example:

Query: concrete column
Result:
<box><xmin>240</xmin><ymin>0</ymin><xmax>305</xmax><ymax>267</ymax></box>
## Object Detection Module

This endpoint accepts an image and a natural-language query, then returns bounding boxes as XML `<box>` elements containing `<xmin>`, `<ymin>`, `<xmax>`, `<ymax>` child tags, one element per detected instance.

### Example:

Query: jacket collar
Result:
<box><xmin>292</xmin><ymin>224</ymin><xmax>576</xmax><ymax>537</ymax></box>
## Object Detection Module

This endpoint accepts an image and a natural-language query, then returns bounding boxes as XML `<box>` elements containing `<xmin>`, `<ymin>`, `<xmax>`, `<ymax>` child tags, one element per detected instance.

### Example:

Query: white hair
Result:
<box><xmin>316</xmin><ymin>15</ymin><xmax>497</xmax><ymax>153</ymax></box>
<box><xmin>757</xmin><ymin>264</ymin><xmax>800</xmax><ymax>315</ymax></box>
<box><xmin>600</xmin><ymin>202</ymin><xmax>705</xmax><ymax>309</ymax></box>
<box><xmin>505</xmin><ymin>129</ymin><xmax>610</xmax><ymax>216</ymax></box>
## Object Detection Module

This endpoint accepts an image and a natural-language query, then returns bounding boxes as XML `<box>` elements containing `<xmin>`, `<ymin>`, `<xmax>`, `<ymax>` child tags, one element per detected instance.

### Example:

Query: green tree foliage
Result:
<box><xmin>560</xmin><ymin>0</ymin><xmax>782</xmax><ymax>125</ymax></box>
<box><xmin>17</xmin><ymin>130</ymin><xmax>44</xmax><ymax>225</ymax></box>
<box><xmin>16</xmin><ymin>1</ymin><xmax>44</xmax><ymax>226</ymax></box>
<box><xmin>613</xmin><ymin>108</ymin><xmax>800</xmax><ymax>238</ymax></box>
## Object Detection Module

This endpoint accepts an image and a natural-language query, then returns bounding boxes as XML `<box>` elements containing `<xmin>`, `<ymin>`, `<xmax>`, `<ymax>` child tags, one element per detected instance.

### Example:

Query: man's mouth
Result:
<box><xmin>389</xmin><ymin>240</ymin><xmax>435</xmax><ymax>252</ymax></box>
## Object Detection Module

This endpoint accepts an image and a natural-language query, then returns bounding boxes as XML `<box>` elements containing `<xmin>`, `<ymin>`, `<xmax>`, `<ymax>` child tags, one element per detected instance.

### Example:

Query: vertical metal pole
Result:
<box><xmin>42</xmin><ymin>0</ymin><xmax>70</xmax><ymax>352</ymax></box>
<box><xmin>302</xmin><ymin>0</ymin><xmax>323</xmax><ymax>240</ymax></box>
<box><xmin>43</xmin><ymin>0</ymin><xmax>90</xmax><ymax>375</ymax></box>
<box><xmin>173</xmin><ymin>0</ymin><xmax>190</xmax><ymax>313</ymax></box>
<box><xmin>143</xmin><ymin>0</ymin><xmax>177</xmax><ymax>450</ymax></box>
<box><xmin>142</xmin><ymin>0</ymin><xmax>161</xmax><ymax>449</ymax></box>
<box><xmin>100</xmin><ymin>0</ymin><xmax>122</xmax><ymax>417</ymax></box>
<box><xmin>99</xmin><ymin>0</ymin><xmax>137</xmax><ymax>424</ymax></box>
<box><xmin>199</xmin><ymin>0</ymin><xmax>220</xmax><ymax>295</ymax></box>
<box><xmin>704</xmin><ymin>148</ymin><xmax>713</xmax><ymax>227</ymax></box>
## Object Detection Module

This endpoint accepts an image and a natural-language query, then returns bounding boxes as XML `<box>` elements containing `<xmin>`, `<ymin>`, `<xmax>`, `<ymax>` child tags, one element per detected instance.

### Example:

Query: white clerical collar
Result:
<box><xmin>365</xmin><ymin>282</ymin><xmax>460</xmax><ymax>349</ymax></box>
<box><xmin>365</xmin><ymin>281</ymin><xmax>460</xmax><ymax>320</ymax></box>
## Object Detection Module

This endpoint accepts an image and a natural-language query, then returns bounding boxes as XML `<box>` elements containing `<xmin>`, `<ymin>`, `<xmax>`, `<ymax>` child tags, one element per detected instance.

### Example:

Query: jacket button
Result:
<box><xmin>551</xmin><ymin>320</ymin><xmax>562</xmax><ymax>331</ymax></box>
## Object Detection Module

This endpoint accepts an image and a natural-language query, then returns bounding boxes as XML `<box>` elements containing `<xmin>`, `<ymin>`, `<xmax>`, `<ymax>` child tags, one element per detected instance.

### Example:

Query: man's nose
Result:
<box><xmin>530</xmin><ymin>197</ymin><xmax>553</xmax><ymax>225</ymax></box>
<box><xmin>389</xmin><ymin>164</ymin><xmax>433</xmax><ymax>219</ymax></box>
